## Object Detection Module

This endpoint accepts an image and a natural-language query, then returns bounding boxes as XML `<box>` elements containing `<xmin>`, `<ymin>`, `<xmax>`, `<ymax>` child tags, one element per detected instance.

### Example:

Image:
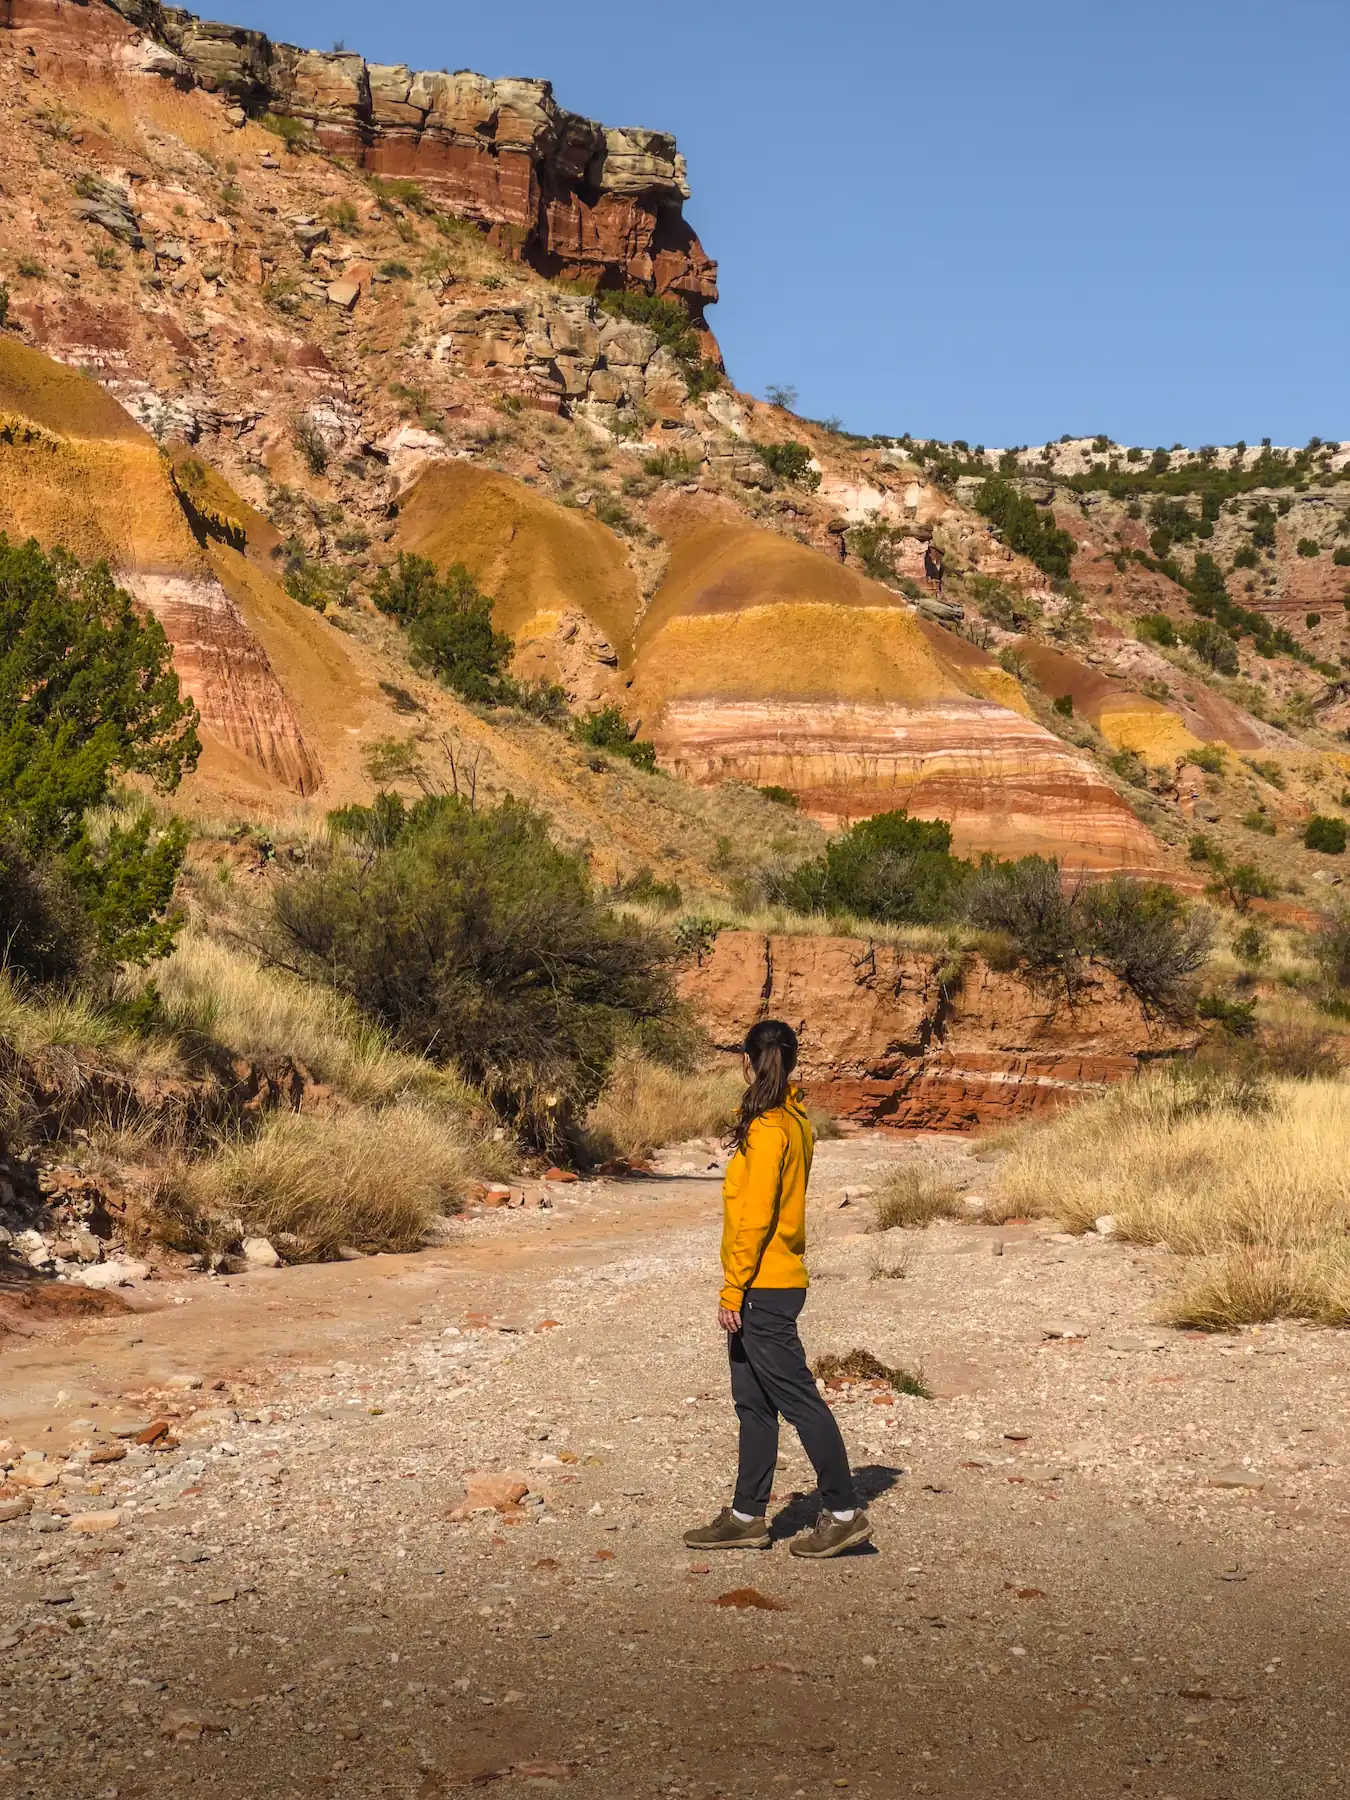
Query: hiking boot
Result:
<box><xmin>683</xmin><ymin>1508</ymin><xmax>771</xmax><ymax>1551</ymax></box>
<box><xmin>788</xmin><ymin>1509</ymin><xmax>873</xmax><ymax>1559</ymax></box>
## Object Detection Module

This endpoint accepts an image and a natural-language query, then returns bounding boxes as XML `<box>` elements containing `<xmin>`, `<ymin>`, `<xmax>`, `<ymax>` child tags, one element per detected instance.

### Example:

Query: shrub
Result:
<box><xmin>1196</xmin><ymin>991</ymin><xmax>1259</xmax><ymax>1035</ymax></box>
<box><xmin>1315</xmin><ymin>905</ymin><xmax>1350</xmax><ymax>991</ymax></box>
<box><xmin>573</xmin><ymin>705</ymin><xmax>658</xmax><ymax>772</ymax></box>
<box><xmin>1232</xmin><ymin>923</ymin><xmax>1267</xmax><ymax>966</ymax></box>
<box><xmin>1135</xmin><ymin>611</ymin><xmax>1178</xmax><ymax>647</ymax></box>
<box><xmin>1080</xmin><ymin>877</ymin><xmax>1213</xmax><ymax>1012</ymax></box>
<box><xmin>0</xmin><ymin>284</ymin><xmax>8</xmax><ymax>331</ymax></box>
<box><xmin>595</xmin><ymin>289</ymin><xmax>717</xmax><ymax>394</ymax></box>
<box><xmin>1233</xmin><ymin>544</ymin><xmax>1259</xmax><ymax>569</ymax></box>
<box><xmin>269</xmin><ymin>793</ymin><xmax>678</xmax><ymax>1149</ymax></box>
<box><xmin>1334</xmin><ymin>548</ymin><xmax>1350</xmax><ymax>568</ymax></box>
<box><xmin>751</xmin><ymin>441</ymin><xmax>821</xmax><ymax>491</ymax></box>
<box><xmin>0</xmin><ymin>537</ymin><xmax>198</xmax><ymax>967</ymax></box>
<box><xmin>972</xmin><ymin>477</ymin><xmax>1077</xmax><ymax>581</ymax></box>
<box><xmin>1183</xmin><ymin>619</ymin><xmax>1239</xmax><ymax>675</ymax></box>
<box><xmin>849</xmin><ymin>521</ymin><xmax>898</xmax><ymax>581</ymax></box>
<box><xmin>372</xmin><ymin>554</ymin><xmax>515</xmax><ymax>703</ymax></box>
<box><xmin>1296</xmin><ymin>538</ymin><xmax>1321</xmax><ymax>558</ymax></box>
<box><xmin>1305</xmin><ymin>814</ymin><xmax>1347</xmax><ymax>854</ymax></box>
<box><xmin>757</xmin><ymin>785</ymin><xmax>800</xmax><ymax>809</ymax></box>
<box><xmin>0</xmin><ymin>834</ymin><xmax>90</xmax><ymax>985</ymax></box>
<box><xmin>965</xmin><ymin>856</ymin><xmax>1079</xmax><ymax>978</ymax></box>
<box><xmin>1241</xmin><ymin>807</ymin><xmax>1277</xmax><ymax>835</ymax></box>
<box><xmin>968</xmin><ymin>574</ymin><xmax>1037</xmax><ymax>628</ymax></box>
<box><xmin>769</xmin><ymin>810</ymin><xmax>971</xmax><ymax>924</ymax></box>
<box><xmin>510</xmin><ymin>677</ymin><xmax>570</xmax><ymax>724</ymax></box>
<box><xmin>260</xmin><ymin>112</ymin><xmax>311</xmax><ymax>150</ymax></box>
<box><xmin>292</xmin><ymin>414</ymin><xmax>330</xmax><ymax>475</ymax></box>
<box><xmin>642</xmin><ymin>450</ymin><xmax>699</xmax><ymax>481</ymax></box>
<box><xmin>1052</xmin><ymin>693</ymin><xmax>1074</xmax><ymax>717</ymax></box>
<box><xmin>1191</xmin><ymin>744</ymin><xmax>1226</xmax><ymax>774</ymax></box>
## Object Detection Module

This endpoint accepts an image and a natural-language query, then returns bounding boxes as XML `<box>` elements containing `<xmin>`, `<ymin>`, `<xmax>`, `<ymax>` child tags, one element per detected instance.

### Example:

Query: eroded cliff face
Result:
<box><xmin>0</xmin><ymin>338</ymin><xmax>322</xmax><ymax>793</ymax></box>
<box><xmin>93</xmin><ymin>0</ymin><xmax>717</xmax><ymax>319</ymax></box>
<box><xmin>681</xmin><ymin>931</ymin><xmax>1196</xmax><ymax>1131</ymax></box>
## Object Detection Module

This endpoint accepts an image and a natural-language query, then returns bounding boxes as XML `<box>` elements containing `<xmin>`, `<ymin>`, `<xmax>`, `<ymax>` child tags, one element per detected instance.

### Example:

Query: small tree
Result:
<box><xmin>1203</xmin><ymin>848</ymin><xmax>1276</xmax><ymax>912</ymax></box>
<box><xmin>0</xmin><ymin>536</ymin><xmax>199</xmax><ymax>968</ymax></box>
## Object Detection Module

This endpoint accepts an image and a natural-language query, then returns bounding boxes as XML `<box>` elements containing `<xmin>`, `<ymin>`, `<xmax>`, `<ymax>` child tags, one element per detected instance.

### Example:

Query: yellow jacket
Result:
<box><xmin>719</xmin><ymin>1087</ymin><xmax>814</xmax><ymax>1310</ymax></box>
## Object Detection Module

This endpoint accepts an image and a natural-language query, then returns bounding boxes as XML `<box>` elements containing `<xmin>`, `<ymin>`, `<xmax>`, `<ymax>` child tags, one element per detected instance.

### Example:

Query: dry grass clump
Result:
<box><xmin>580</xmin><ymin>1050</ymin><xmax>741</xmax><ymax>1163</ymax></box>
<box><xmin>152</xmin><ymin>932</ymin><xmax>481</xmax><ymax>1113</ymax></box>
<box><xmin>998</xmin><ymin>1066</ymin><xmax>1350</xmax><ymax>1327</ymax></box>
<box><xmin>168</xmin><ymin>1106</ymin><xmax>474</xmax><ymax>1261</ymax></box>
<box><xmin>813</xmin><ymin>1348</ymin><xmax>930</xmax><ymax>1398</ymax></box>
<box><xmin>871</xmin><ymin>1164</ymin><xmax>963</xmax><ymax>1231</ymax></box>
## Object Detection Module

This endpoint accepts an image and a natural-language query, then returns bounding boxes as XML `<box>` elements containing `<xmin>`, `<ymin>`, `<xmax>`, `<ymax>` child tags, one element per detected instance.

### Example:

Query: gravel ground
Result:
<box><xmin>3</xmin><ymin>1130</ymin><xmax>1350</xmax><ymax>1799</ymax></box>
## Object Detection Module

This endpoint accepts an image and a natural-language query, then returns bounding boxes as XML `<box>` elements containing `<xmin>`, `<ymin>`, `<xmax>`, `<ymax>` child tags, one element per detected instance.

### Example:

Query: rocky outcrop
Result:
<box><xmin>682</xmin><ymin>932</ymin><xmax>1196</xmax><ymax>1131</ymax></box>
<box><xmin>96</xmin><ymin>0</ymin><xmax>717</xmax><ymax>318</ymax></box>
<box><xmin>431</xmin><ymin>292</ymin><xmax>704</xmax><ymax>428</ymax></box>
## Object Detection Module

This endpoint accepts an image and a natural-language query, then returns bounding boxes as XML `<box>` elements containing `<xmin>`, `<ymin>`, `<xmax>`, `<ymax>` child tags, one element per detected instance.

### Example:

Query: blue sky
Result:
<box><xmin>224</xmin><ymin>0</ymin><xmax>1349</xmax><ymax>447</ymax></box>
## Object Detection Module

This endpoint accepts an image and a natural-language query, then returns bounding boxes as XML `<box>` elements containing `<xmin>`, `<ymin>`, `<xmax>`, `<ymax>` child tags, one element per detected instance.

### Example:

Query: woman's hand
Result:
<box><xmin>718</xmin><ymin>1305</ymin><xmax>743</xmax><ymax>1334</ymax></box>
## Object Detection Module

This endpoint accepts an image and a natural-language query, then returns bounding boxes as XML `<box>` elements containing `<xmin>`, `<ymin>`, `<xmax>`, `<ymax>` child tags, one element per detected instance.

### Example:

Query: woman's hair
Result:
<box><xmin>728</xmin><ymin>1018</ymin><xmax>800</xmax><ymax>1152</ymax></box>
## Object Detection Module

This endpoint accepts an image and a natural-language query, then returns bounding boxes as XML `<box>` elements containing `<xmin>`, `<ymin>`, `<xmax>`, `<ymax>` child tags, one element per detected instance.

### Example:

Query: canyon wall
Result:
<box><xmin>92</xmin><ymin>0</ymin><xmax>717</xmax><ymax>318</ymax></box>
<box><xmin>682</xmin><ymin>931</ymin><xmax>1196</xmax><ymax>1131</ymax></box>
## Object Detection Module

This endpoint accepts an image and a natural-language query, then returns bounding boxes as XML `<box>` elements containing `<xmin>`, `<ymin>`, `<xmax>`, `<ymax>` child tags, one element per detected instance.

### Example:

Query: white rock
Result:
<box><xmin>77</xmin><ymin>1259</ymin><xmax>150</xmax><ymax>1289</ymax></box>
<box><xmin>242</xmin><ymin>1237</ymin><xmax>281</xmax><ymax>1269</ymax></box>
<box><xmin>1094</xmin><ymin>1214</ymin><xmax>1119</xmax><ymax>1238</ymax></box>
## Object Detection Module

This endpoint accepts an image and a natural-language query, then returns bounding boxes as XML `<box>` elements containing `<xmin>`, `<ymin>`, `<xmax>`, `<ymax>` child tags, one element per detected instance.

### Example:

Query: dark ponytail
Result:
<box><xmin>728</xmin><ymin>1018</ymin><xmax>799</xmax><ymax>1153</ymax></box>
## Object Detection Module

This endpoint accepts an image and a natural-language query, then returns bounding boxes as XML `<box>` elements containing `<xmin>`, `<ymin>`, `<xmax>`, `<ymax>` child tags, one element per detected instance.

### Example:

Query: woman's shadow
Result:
<box><xmin>768</xmin><ymin>1463</ymin><xmax>904</xmax><ymax>1552</ymax></box>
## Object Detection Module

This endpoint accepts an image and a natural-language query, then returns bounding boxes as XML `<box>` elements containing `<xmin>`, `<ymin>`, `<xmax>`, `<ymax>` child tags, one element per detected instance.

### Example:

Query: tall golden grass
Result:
<box><xmin>151</xmin><ymin>930</ymin><xmax>482</xmax><ymax>1113</ymax></box>
<box><xmin>871</xmin><ymin>1164</ymin><xmax>964</xmax><ymax>1231</ymax></box>
<box><xmin>996</xmin><ymin>1068</ymin><xmax>1350</xmax><ymax>1327</ymax></box>
<box><xmin>580</xmin><ymin>1050</ymin><xmax>741</xmax><ymax>1162</ymax></box>
<box><xmin>160</xmin><ymin>1106</ymin><xmax>473</xmax><ymax>1261</ymax></box>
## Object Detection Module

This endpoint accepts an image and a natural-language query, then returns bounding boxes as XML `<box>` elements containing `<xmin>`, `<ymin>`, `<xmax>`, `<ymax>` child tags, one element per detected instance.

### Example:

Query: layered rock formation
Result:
<box><xmin>632</xmin><ymin>521</ymin><xmax>1164</xmax><ymax>867</ymax></box>
<box><xmin>0</xmin><ymin>338</ymin><xmax>321</xmax><ymax>793</ymax></box>
<box><xmin>683</xmin><ymin>931</ymin><xmax>1196</xmax><ymax>1131</ymax></box>
<box><xmin>94</xmin><ymin>0</ymin><xmax>716</xmax><ymax>318</ymax></box>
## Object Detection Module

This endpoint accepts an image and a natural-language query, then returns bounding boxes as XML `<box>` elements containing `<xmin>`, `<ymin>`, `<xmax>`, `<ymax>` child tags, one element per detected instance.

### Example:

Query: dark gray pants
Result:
<box><xmin>729</xmin><ymin>1287</ymin><xmax>857</xmax><ymax>1515</ymax></box>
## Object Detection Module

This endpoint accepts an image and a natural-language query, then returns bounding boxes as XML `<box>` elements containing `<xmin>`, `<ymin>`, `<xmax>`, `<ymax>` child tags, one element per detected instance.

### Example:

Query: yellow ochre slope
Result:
<box><xmin>394</xmin><ymin>461</ymin><xmax>641</xmax><ymax>657</ymax></box>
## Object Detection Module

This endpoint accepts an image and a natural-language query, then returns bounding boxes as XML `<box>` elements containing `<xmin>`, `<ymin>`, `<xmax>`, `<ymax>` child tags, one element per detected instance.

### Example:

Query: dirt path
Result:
<box><xmin>4</xmin><ymin>1132</ymin><xmax>1350</xmax><ymax>1799</ymax></box>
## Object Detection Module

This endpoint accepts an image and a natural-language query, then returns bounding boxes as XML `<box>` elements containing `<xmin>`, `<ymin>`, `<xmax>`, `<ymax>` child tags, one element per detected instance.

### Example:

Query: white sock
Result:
<box><xmin>831</xmin><ymin>1509</ymin><xmax>856</xmax><ymax>1522</ymax></box>
<box><xmin>731</xmin><ymin>1508</ymin><xmax>757</xmax><ymax>1523</ymax></box>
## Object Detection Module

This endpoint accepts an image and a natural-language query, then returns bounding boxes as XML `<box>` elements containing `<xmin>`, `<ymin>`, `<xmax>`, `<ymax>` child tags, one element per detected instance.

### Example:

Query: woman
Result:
<box><xmin>684</xmin><ymin>1020</ymin><xmax>872</xmax><ymax>1559</ymax></box>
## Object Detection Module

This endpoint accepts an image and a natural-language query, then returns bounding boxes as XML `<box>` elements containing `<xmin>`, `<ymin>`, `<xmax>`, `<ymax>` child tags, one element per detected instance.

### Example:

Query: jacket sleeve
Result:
<box><xmin>720</xmin><ymin>1120</ymin><xmax>789</xmax><ymax>1309</ymax></box>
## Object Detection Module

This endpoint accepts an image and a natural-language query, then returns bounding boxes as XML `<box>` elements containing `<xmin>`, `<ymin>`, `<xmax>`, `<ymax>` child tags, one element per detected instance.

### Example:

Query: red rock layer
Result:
<box><xmin>127</xmin><ymin>574</ymin><xmax>322</xmax><ymax>796</ymax></box>
<box><xmin>84</xmin><ymin>0</ymin><xmax>718</xmax><ymax>319</ymax></box>
<box><xmin>654</xmin><ymin>698</ymin><xmax>1162</xmax><ymax>869</ymax></box>
<box><xmin>682</xmin><ymin>932</ymin><xmax>1195</xmax><ymax>1132</ymax></box>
